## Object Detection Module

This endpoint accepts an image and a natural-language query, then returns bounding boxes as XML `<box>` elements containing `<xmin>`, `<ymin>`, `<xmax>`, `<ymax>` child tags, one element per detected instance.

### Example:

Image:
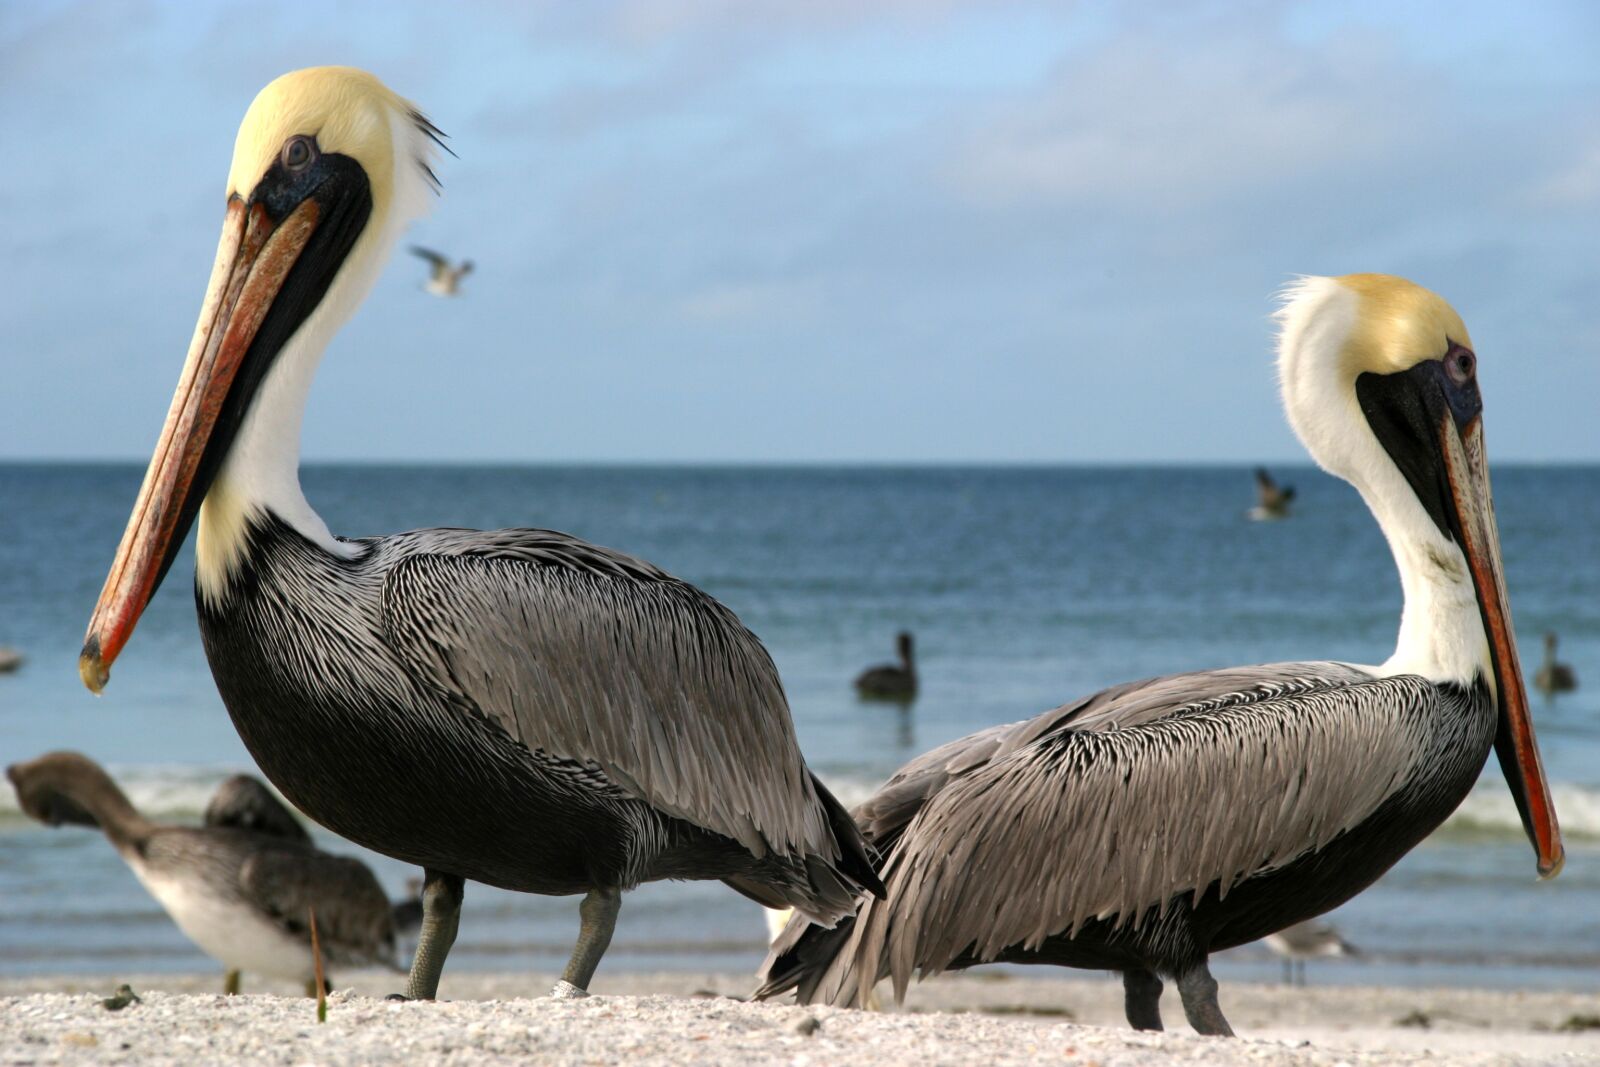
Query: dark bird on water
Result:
<box><xmin>409</xmin><ymin>245</ymin><xmax>472</xmax><ymax>296</ymax></box>
<box><xmin>1250</xmin><ymin>467</ymin><xmax>1296</xmax><ymax>520</ymax></box>
<box><xmin>1534</xmin><ymin>633</ymin><xmax>1577</xmax><ymax>696</ymax></box>
<box><xmin>8</xmin><ymin>752</ymin><xmax>402</xmax><ymax>996</ymax></box>
<box><xmin>758</xmin><ymin>275</ymin><xmax>1563</xmax><ymax>1036</ymax></box>
<box><xmin>76</xmin><ymin>67</ymin><xmax>882</xmax><ymax>1003</ymax></box>
<box><xmin>855</xmin><ymin>631</ymin><xmax>917</xmax><ymax>702</ymax></box>
<box><xmin>1262</xmin><ymin>919</ymin><xmax>1358</xmax><ymax>986</ymax></box>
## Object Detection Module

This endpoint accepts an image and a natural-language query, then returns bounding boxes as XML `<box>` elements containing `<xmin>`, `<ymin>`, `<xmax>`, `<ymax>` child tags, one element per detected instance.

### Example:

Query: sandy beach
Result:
<box><xmin>3</xmin><ymin>970</ymin><xmax>1595</xmax><ymax>1066</ymax></box>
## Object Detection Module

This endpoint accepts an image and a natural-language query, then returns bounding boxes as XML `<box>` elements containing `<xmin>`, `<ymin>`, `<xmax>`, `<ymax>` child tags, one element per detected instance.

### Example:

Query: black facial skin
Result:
<box><xmin>1354</xmin><ymin>344</ymin><xmax>1482</xmax><ymax>546</ymax></box>
<box><xmin>147</xmin><ymin>139</ymin><xmax>373</xmax><ymax>598</ymax></box>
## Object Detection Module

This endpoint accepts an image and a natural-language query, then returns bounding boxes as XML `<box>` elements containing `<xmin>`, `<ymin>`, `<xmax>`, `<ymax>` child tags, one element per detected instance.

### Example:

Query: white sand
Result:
<box><xmin>2</xmin><ymin>971</ymin><xmax>1595</xmax><ymax>1066</ymax></box>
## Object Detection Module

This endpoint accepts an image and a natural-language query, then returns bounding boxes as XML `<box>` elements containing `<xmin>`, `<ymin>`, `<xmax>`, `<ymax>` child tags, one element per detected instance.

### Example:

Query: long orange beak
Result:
<box><xmin>1441</xmin><ymin>415</ymin><xmax>1563</xmax><ymax>878</ymax></box>
<box><xmin>79</xmin><ymin>195</ymin><xmax>320</xmax><ymax>693</ymax></box>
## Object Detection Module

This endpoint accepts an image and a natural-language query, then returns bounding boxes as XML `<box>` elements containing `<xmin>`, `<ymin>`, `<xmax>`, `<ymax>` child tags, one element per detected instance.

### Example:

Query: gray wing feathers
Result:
<box><xmin>379</xmin><ymin>541</ymin><xmax>833</xmax><ymax>862</ymax></box>
<box><xmin>855</xmin><ymin>663</ymin><xmax>1369</xmax><ymax>846</ymax></box>
<box><xmin>238</xmin><ymin>847</ymin><xmax>398</xmax><ymax>968</ymax></box>
<box><xmin>811</xmin><ymin>666</ymin><xmax>1433</xmax><ymax>1005</ymax></box>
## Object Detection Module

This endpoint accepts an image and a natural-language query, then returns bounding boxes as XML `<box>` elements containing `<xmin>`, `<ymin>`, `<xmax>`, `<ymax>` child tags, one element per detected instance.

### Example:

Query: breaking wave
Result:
<box><xmin>3</xmin><ymin>766</ymin><xmax>1596</xmax><ymax>843</ymax></box>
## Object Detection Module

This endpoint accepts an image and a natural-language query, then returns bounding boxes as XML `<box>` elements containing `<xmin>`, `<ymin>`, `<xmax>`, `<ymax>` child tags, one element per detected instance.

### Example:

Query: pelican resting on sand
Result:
<box><xmin>1262</xmin><ymin>919</ymin><xmax>1358</xmax><ymax>986</ymax></box>
<box><xmin>758</xmin><ymin>275</ymin><xmax>1564</xmax><ymax>1036</ymax></box>
<box><xmin>77</xmin><ymin>66</ymin><xmax>881</xmax><ymax>1002</ymax></box>
<box><xmin>8</xmin><ymin>753</ymin><xmax>401</xmax><ymax>995</ymax></box>
<box><xmin>409</xmin><ymin>245</ymin><xmax>472</xmax><ymax>296</ymax></box>
<box><xmin>855</xmin><ymin>631</ymin><xmax>918</xmax><ymax>701</ymax></box>
<box><xmin>1250</xmin><ymin>467</ymin><xmax>1296</xmax><ymax>520</ymax></box>
<box><xmin>1534</xmin><ymin>633</ymin><xmax>1577</xmax><ymax>696</ymax></box>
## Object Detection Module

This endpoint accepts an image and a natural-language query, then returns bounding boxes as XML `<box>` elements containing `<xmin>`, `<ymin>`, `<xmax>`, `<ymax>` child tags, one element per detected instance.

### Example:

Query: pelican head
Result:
<box><xmin>1276</xmin><ymin>273</ymin><xmax>1562</xmax><ymax>878</ymax></box>
<box><xmin>80</xmin><ymin>67</ymin><xmax>441</xmax><ymax>693</ymax></box>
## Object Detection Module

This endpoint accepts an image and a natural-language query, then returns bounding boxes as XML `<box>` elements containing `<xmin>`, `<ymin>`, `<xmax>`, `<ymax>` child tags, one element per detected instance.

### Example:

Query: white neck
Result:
<box><xmin>1358</xmin><ymin>480</ymin><xmax>1489</xmax><ymax>688</ymax></box>
<box><xmin>1276</xmin><ymin>278</ymin><xmax>1490</xmax><ymax>689</ymax></box>
<box><xmin>196</xmin><ymin>107</ymin><xmax>436</xmax><ymax>602</ymax></box>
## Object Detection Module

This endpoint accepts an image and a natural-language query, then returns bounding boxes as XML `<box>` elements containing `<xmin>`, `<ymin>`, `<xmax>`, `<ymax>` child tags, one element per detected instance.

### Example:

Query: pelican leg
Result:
<box><xmin>1176</xmin><ymin>961</ymin><xmax>1234</xmax><ymax>1037</ymax></box>
<box><xmin>398</xmin><ymin>868</ymin><xmax>464</xmax><ymax>1001</ymax></box>
<box><xmin>1122</xmin><ymin>968</ymin><xmax>1164</xmax><ymax>1031</ymax></box>
<box><xmin>223</xmin><ymin>969</ymin><xmax>240</xmax><ymax>996</ymax></box>
<box><xmin>552</xmin><ymin>887</ymin><xmax>621</xmax><ymax>998</ymax></box>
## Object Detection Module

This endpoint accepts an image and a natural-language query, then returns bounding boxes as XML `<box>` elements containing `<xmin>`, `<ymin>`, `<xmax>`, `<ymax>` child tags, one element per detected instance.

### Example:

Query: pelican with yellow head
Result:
<box><xmin>78</xmin><ymin>67</ymin><xmax>884</xmax><ymax>1001</ymax></box>
<box><xmin>758</xmin><ymin>274</ymin><xmax>1561</xmax><ymax>1036</ymax></box>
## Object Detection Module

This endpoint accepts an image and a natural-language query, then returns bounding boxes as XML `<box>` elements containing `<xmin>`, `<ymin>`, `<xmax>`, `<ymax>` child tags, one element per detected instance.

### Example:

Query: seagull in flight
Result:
<box><xmin>410</xmin><ymin>246</ymin><xmax>473</xmax><ymax>297</ymax></box>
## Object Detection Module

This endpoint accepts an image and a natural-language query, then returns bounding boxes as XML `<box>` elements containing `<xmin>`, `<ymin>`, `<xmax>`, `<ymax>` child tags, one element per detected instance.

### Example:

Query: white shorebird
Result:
<box><xmin>409</xmin><ymin>245</ymin><xmax>472</xmax><ymax>296</ymax></box>
<box><xmin>1263</xmin><ymin>919</ymin><xmax>1358</xmax><ymax>985</ymax></box>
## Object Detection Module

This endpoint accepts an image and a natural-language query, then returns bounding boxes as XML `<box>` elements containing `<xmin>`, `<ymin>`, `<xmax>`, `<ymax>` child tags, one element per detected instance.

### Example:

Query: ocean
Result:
<box><xmin>1</xmin><ymin>463</ymin><xmax>1596</xmax><ymax>991</ymax></box>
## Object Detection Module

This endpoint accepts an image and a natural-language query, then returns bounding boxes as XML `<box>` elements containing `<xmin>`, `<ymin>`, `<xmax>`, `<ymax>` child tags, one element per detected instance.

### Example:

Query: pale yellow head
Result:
<box><xmin>1333</xmin><ymin>273</ymin><xmax>1472</xmax><ymax>376</ymax></box>
<box><xmin>225</xmin><ymin>66</ymin><xmax>439</xmax><ymax>222</ymax></box>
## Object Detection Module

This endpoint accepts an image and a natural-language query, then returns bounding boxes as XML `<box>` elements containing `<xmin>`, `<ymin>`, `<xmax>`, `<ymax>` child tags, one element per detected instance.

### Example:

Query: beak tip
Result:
<box><xmin>78</xmin><ymin>643</ymin><xmax>109</xmax><ymax>695</ymax></box>
<box><xmin>1537</xmin><ymin>846</ymin><xmax>1565</xmax><ymax>881</ymax></box>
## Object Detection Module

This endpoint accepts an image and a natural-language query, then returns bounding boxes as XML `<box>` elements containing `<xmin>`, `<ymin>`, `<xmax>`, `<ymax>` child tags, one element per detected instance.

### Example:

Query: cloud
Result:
<box><xmin>944</xmin><ymin>30</ymin><xmax>1431</xmax><ymax>213</ymax></box>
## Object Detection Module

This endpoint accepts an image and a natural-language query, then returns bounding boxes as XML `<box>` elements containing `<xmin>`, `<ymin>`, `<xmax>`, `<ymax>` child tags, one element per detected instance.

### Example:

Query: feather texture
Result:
<box><xmin>761</xmin><ymin>662</ymin><xmax>1493</xmax><ymax>1007</ymax></box>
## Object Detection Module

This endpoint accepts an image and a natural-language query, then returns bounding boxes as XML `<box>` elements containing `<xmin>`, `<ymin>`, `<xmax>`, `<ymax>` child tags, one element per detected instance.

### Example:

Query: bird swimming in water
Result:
<box><xmin>0</xmin><ymin>647</ymin><xmax>24</xmax><ymax>673</ymax></box>
<box><xmin>8</xmin><ymin>752</ymin><xmax>403</xmax><ymax>995</ymax></box>
<box><xmin>1262</xmin><ymin>919</ymin><xmax>1358</xmax><ymax>986</ymax></box>
<box><xmin>855</xmin><ymin>631</ymin><xmax>917</xmax><ymax>702</ymax></box>
<box><xmin>1534</xmin><ymin>633</ymin><xmax>1577</xmax><ymax>696</ymax></box>
<box><xmin>758</xmin><ymin>275</ymin><xmax>1563</xmax><ymax>1036</ymax></box>
<box><xmin>1249</xmin><ymin>467</ymin><xmax>1296</xmax><ymax>520</ymax></box>
<box><xmin>76</xmin><ymin>66</ymin><xmax>882</xmax><ymax>1003</ymax></box>
<box><xmin>409</xmin><ymin>245</ymin><xmax>472</xmax><ymax>296</ymax></box>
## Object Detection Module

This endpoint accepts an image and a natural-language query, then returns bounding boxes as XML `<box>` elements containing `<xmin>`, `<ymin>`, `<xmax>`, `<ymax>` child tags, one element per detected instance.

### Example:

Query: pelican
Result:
<box><xmin>203</xmin><ymin>774</ymin><xmax>425</xmax><ymax>991</ymax></box>
<box><xmin>409</xmin><ymin>245</ymin><xmax>472</xmax><ymax>296</ymax></box>
<box><xmin>7</xmin><ymin>752</ymin><xmax>401</xmax><ymax>995</ymax></box>
<box><xmin>1250</xmin><ymin>467</ymin><xmax>1295</xmax><ymax>520</ymax></box>
<box><xmin>1534</xmin><ymin>632</ymin><xmax>1577</xmax><ymax>695</ymax></box>
<box><xmin>758</xmin><ymin>275</ymin><xmax>1563</xmax><ymax>1036</ymax></box>
<box><xmin>77</xmin><ymin>67</ymin><xmax>880</xmax><ymax>1002</ymax></box>
<box><xmin>855</xmin><ymin>631</ymin><xmax>917</xmax><ymax>702</ymax></box>
<box><xmin>1262</xmin><ymin>919</ymin><xmax>1357</xmax><ymax>986</ymax></box>
<box><xmin>205</xmin><ymin>774</ymin><xmax>312</xmax><ymax>845</ymax></box>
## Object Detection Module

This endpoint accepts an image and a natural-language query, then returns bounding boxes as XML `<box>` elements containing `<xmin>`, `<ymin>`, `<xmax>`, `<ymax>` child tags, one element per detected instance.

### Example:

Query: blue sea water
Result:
<box><xmin>0</xmin><ymin>463</ymin><xmax>1596</xmax><ymax>990</ymax></box>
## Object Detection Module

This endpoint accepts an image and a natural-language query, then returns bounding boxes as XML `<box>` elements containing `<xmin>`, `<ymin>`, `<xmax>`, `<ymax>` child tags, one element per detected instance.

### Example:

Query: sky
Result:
<box><xmin>2</xmin><ymin>0</ymin><xmax>1597</xmax><ymax>463</ymax></box>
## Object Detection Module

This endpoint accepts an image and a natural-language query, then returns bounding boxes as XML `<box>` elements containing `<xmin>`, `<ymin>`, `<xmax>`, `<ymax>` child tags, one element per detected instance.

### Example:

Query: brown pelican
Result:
<box><xmin>855</xmin><ymin>631</ymin><xmax>917</xmax><ymax>701</ymax></box>
<box><xmin>758</xmin><ymin>274</ymin><xmax>1564</xmax><ymax>1036</ymax></box>
<box><xmin>7</xmin><ymin>752</ymin><xmax>401</xmax><ymax>995</ymax></box>
<box><xmin>1534</xmin><ymin>633</ymin><xmax>1577</xmax><ymax>695</ymax></box>
<box><xmin>205</xmin><ymin>774</ymin><xmax>312</xmax><ymax>845</ymax></box>
<box><xmin>203</xmin><ymin>774</ymin><xmax>424</xmax><ymax>992</ymax></box>
<box><xmin>1262</xmin><ymin>919</ymin><xmax>1357</xmax><ymax>986</ymax></box>
<box><xmin>76</xmin><ymin>66</ymin><xmax>880</xmax><ymax>1002</ymax></box>
<box><xmin>409</xmin><ymin>245</ymin><xmax>472</xmax><ymax>296</ymax></box>
<box><xmin>1250</xmin><ymin>467</ymin><xmax>1296</xmax><ymax>520</ymax></box>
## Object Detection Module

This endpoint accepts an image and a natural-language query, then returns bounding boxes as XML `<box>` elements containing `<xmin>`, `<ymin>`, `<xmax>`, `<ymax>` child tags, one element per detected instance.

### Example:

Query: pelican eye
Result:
<box><xmin>1445</xmin><ymin>347</ymin><xmax>1476</xmax><ymax>386</ymax></box>
<box><xmin>281</xmin><ymin>136</ymin><xmax>317</xmax><ymax>172</ymax></box>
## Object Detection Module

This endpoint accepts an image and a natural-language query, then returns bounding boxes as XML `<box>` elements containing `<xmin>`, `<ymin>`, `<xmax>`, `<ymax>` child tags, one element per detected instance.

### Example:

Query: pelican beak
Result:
<box><xmin>79</xmin><ymin>194</ymin><xmax>321</xmax><ymax>693</ymax></box>
<box><xmin>1440</xmin><ymin>415</ymin><xmax>1564</xmax><ymax>878</ymax></box>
